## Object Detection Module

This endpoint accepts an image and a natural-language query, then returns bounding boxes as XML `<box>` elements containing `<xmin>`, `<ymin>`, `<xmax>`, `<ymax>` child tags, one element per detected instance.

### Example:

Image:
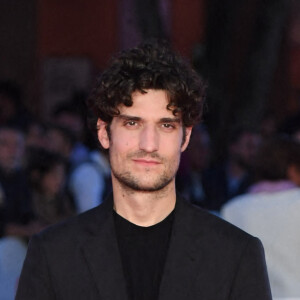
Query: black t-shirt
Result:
<box><xmin>114</xmin><ymin>209</ymin><xmax>174</xmax><ymax>300</ymax></box>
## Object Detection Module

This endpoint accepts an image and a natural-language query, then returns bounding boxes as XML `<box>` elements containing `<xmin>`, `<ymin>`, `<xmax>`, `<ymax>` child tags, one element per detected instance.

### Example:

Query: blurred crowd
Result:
<box><xmin>0</xmin><ymin>80</ymin><xmax>111</xmax><ymax>299</ymax></box>
<box><xmin>177</xmin><ymin>116</ymin><xmax>300</xmax><ymax>297</ymax></box>
<box><xmin>1</xmin><ymin>78</ymin><xmax>300</xmax><ymax>298</ymax></box>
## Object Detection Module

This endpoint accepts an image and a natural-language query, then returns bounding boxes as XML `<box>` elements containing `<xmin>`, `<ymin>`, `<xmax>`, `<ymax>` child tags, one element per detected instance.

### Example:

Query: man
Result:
<box><xmin>201</xmin><ymin>127</ymin><xmax>262</xmax><ymax>212</ymax></box>
<box><xmin>45</xmin><ymin>124</ymin><xmax>106</xmax><ymax>213</ymax></box>
<box><xmin>16</xmin><ymin>42</ymin><xmax>272</xmax><ymax>299</ymax></box>
<box><xmin>0</xmin><ymin>126</ymin><xmax>38</xmax><ymax>239</ymax></box>
<box><xmin>221</xmin><ymin>136</ymin><xmax>300</xmax><ymax>297</ymax></box>
<box><xmin>0</xmin><ymin>126</ymin><xmax>38</xmax><ymax>300</ymax></box>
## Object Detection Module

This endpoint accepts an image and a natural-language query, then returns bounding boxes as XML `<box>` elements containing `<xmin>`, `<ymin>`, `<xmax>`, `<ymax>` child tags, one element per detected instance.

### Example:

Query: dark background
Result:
<box><xmin>1</xmin><ymin>0</ymin><xmax>300</xmax><ymax>160</ymax></box>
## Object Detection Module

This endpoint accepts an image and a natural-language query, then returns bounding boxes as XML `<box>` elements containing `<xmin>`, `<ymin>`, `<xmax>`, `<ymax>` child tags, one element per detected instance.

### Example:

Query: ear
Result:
<box><xmin>97</xmin><ymin>119</ymin><xmax>110</xmax><ymax>149</ymax></box>
<box><xmin>181</xmin><ymin>127</ymin><xmax>193</xmax><ymax>152</ymax></box>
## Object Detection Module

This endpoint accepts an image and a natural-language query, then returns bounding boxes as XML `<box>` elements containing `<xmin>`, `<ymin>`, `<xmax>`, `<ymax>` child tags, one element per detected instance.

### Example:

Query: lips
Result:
<box><xmin>132</xmin><ymin>159</ymin><xmax>162</xmax><ymax>165</ymax></box>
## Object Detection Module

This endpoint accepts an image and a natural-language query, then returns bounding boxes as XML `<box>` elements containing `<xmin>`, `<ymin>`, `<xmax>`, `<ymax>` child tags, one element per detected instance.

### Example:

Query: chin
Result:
<box><xmin>115</xmin><ymin>172</ymin><xmax>174</xmax><ymax>192</ymax></box>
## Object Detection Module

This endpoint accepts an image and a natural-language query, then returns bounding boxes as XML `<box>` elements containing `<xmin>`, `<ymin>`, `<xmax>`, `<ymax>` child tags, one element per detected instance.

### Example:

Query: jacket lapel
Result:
<box><xmin>79</xmin><ymin>195</ymin><xmax>209</xmax><ymax>300</ymax></box>
<box><xmin>159</xmin><ymin>196</ymin><xmax>206</xmax><ymax>300</ymax></box>
<box><xmin>80</xmin><ymin>198</ymin><xmax>129</xmax><ymax>300</ymax></box>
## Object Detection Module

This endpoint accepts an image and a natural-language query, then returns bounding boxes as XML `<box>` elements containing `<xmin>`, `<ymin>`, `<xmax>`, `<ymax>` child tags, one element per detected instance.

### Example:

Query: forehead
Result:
<box><xmin>117</xmin><ymin>89</ymin><xmax>177</xmax><ymax>119</ymax></box>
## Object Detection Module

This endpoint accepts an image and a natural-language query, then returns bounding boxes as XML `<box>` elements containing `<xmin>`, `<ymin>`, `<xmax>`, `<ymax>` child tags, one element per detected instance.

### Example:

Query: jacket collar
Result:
<box><xmin>80</xmin><ymin>196</ymin><xmax>129</xmax><ymax>300</ymax></box>
<box><xmin>159</xmin><ymin>195</ymin><xmax>205</xmax><ymax>300</ymax></box>
<box><xmin>80</xmin><ymin>194</ymin><xmax>206</xmax><ymax>300</ymax></box>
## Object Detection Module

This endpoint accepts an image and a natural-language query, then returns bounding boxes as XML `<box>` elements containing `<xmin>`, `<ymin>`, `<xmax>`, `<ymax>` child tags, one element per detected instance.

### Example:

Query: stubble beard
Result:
<box><xmin>112</xmin><ymin>169</ymin><xmax>175</xmax><ymax>192</ymax></box>
<box><xmin>110</xmin><ymin>150</ymin><xmax>180</xmax><ymax>192</ymax></box>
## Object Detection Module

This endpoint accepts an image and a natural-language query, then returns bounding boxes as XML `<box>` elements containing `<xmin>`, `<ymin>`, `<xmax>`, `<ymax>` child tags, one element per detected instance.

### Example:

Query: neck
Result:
<box><xmin>112</xmin><ymin>176</ymin><xmax>176</xmax><ymax>227</ymax></box>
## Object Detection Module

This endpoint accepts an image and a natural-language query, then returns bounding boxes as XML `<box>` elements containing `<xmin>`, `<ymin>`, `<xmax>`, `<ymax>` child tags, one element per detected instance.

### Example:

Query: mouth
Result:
<box><xmin>132</xmin><ymin>159</ymin><xmax>162</xmax><ymax>166</ymax></box>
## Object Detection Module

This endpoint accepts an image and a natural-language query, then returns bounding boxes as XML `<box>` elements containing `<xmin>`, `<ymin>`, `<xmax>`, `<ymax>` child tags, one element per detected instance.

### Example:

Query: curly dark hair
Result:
<box><xmin>87</xmin><ymin>41</ymin><xmax>205</xmax><ymax>132</ymax></box>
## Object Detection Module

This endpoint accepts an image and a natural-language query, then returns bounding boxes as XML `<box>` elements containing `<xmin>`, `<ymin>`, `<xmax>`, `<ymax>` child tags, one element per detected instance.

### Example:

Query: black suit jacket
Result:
<box><xmin>16</xmin><ymin>195</ymin><xmax>272</xmax><ymax>300</ymax></box>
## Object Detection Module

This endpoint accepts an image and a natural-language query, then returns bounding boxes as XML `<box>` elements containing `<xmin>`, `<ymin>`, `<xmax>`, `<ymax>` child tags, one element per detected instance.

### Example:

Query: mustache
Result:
<box><xmin>127</xmin><ymin>150</ymin><xmax>163</xmax><ymax>161</ymax></box>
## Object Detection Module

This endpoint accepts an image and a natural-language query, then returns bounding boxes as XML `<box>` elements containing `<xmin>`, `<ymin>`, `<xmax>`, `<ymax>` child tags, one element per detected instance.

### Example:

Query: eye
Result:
<box><xmin>162</xmin><ymin>123</ymin><xmax>175</xmax><ymax>129</ymax></box>
<box><xmin>124</xmin><ymin>120</ymin><xmax>138</xmax><ymax>127</ymax></box>
<box><xmin>162</xmin><ymin>123</ymin><xmax>174</xmax><ymax>128</ymax></box>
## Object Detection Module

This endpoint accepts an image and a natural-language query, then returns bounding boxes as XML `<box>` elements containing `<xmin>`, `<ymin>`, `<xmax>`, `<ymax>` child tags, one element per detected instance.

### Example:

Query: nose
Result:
<box><xmin>139</xmin><ymin>125</ymin><xmax>159</xmax><ymax>153</ymax></box>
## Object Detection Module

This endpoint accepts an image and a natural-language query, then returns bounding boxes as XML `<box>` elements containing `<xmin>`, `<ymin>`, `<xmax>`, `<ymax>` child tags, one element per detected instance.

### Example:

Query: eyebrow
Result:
<box><xmin>117</xmin><ymin>114</ymin><xmax>181</xmax><ymax>124</ymax></box>
<box><xmin>159</xmin><ymin>117</ymin><xmax>181</xmax><ymax>124</ymax></box>
<box><xmin>117</xmin><ymin>115</ymin><xmax>141</xmax><ymax>122</ymax></box>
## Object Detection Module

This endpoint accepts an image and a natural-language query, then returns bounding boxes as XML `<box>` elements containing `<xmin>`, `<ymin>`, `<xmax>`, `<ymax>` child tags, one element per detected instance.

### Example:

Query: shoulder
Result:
<box><xmin>221</xmin><ymin>193</ymin><xmax>254</xmax><ymax>213</ymax></box>
<box><xmin>175</xmin><ymin>197</ymin><xmax>269</xmax><ymax>284</ymax></box>
<box><xmin>178</xmin><ymin>196</ymin><xmax>256</xmax><ymax>246</ymax></box>
<box><xmin>222</xmin><ymin>187</ymin><xmax>300</xmax><ymax>215</ymax></box>
<box><xmin>35</xmin><ymin>199</ymin><xmax>111</xmax><ymax>245</ymax></box>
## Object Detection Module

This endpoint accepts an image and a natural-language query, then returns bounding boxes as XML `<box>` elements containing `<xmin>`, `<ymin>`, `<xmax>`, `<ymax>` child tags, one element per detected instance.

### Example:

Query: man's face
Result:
<box><xmin>97</xmin><ymin>89</ymin><xmax>192</xmax><ymax>192</ymax></box>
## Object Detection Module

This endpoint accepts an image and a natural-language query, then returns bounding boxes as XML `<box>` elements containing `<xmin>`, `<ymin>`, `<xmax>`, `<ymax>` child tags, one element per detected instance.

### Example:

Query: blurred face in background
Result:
<box><xmin>26</xmin><ymin>122</ymin><xmax>47</xmax><ymax>149</ymax></box>
<box><xmin>41</xmin><ymin>163</ymin><xmax>66</xmax><ymax>197</ymax></box>
<box><xmin>186</xmin><ymin>127</ymin><xmax>211</xmax><ymax>171</ymax></box>
<box><xmin>46</xmin><ymin>128</ymin><xmax>72</xmax><ymax>159</ymax></box>
<box><xmin>55</xmin><ymin>112</ymin><xmax>84</xmax><ymax>140</ymax></box>
<box><xmin>230</xmin><ymin>132</ymin><xmax>262</xmax><ymax>170</ymax></box>
<box><xmin>0</xmin><ymin>128</ymin><xmax>25</xmax><ymax>172</ymax></box>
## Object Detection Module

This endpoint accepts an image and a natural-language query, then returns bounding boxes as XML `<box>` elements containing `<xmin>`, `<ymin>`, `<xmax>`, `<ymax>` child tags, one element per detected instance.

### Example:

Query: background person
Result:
<box><xmin>201</xmin><ymin>127</ymin><xmax>262</xmax><ymax>212</ymax></box>
<box><xmin>221</xmin><ymin>136</ymin><xmax>300</xmax><ymax>298</ymax></box>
